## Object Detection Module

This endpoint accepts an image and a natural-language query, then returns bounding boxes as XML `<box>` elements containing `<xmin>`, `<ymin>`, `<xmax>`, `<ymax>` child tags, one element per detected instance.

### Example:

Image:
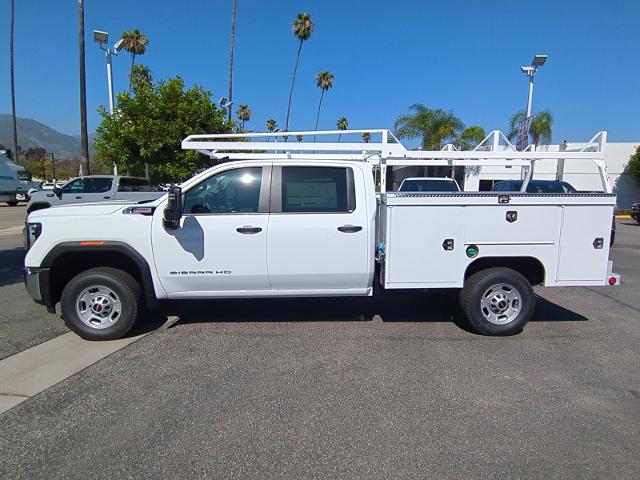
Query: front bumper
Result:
<box><xmin>24</xmin><ymin>266</ymin><xmax>53</xmax><ymax>310</ymax></box>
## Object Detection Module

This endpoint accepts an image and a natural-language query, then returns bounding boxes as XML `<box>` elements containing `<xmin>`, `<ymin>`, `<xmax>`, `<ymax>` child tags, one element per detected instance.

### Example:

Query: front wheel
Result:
<box><xmin>60</xmin><ymin>267</ymin><xmax>141</xmax><ymax>340</ymax></box>
<box><xmin>6</xmin><ymin>201</ymin><xmax>18</xmax><ymax>206</ymax></box>
<box><xmin>460</xmin><ymin>268</ymin><xmax>535</xmax><ymax>336</ymax></box>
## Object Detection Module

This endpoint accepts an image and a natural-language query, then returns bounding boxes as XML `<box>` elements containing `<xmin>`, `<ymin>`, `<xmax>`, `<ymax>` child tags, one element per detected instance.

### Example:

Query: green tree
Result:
<box><xmin>94</xmin><ymin>77</ymin><xmax>232</xmax><ymax>182</ymax></box>
<box><xmin>121</xmin><ymin>29</ymin><xmax>149</xmax><ymax>92</ymax></box>
<box><xmin>314</xmin><ymin>71</ymin><xmax>334</xmax><ymax>133</ymax></box>
<box><xmin>336</xmin><ymin>116</ymin><xmax>348</xmax><ymax>142</ymax></box>
<box><xmin>284</xmin><ymin>12</ymin><xmax>314</xmax><ymax>132</ymax></box>
<box><xmin>394</xmin><ymin>104</ymin><xmax>464</xmax><ymax>150</ymax></box>
<box><xmin>508</xmin><ymin>110</ymin><xmax>553</xmax><ymax>146</ymax></box>
<box><xmin>236</xmin><ymin>104</ymin><xmax>251</xmax><ymax>129</ymax></box>
<box><xmin>296</xmin><ymin>134</ymin><xmax>303</xmax><ymax>142</ymax></box>
<box><xmin>455</xmin><ymin>125</ymin><xmax>486</xmax><ymax>150</ymax></box>
<box><xmin>362</xmin><ymin>132</ymin><xmax>371</xmax><ymax>143</ymax></box>
<box><xmin>130</xmin><ymin>64</ymin><xmax>153</xmax><ymax>87</ymax></box>
<box><xmin>628</xmin><ymin>145</ymin><xmax>640</xmax><ymax>184</ymax></box>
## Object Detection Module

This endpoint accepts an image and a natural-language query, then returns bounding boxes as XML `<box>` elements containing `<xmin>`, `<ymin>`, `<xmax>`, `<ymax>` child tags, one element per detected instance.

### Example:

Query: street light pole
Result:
<box><xmin>93</xmin><ymin>30</ymin><xmax>124</xmax><ymax>175</ymax></box>
<box><xmin>526</xmin><ymin>70</ymin><xmax>535</xmax><ymax>118</ymax></box>
<box><xmin>49</xmin><ymin>152</ymin><xmax>56</xmax><ymax>183</ymax></box>
<box><xmin>105</xmin><ymin>48</ymin><xmax>115</xmax><ymax>113</ymax></box>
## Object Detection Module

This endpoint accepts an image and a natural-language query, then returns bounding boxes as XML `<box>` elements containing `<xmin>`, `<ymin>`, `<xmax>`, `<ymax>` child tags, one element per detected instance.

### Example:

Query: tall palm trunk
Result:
<box><xmin>78</xmin><ymin>0</ymin><xmax>90</xmax><ymax>175</ymax></box>
<box><xmin>227</xmin><ymin>0</ymin><xmax>237</xmax><ymax>123</ymax></box>
<box><xmin>128</xmin><ymin>52</ymin><xmax>136</xmax><ymax>93</ymax></box>
<box><xmin>313</xmin><ymin>89</ymin><xmax>325</xmax><ymax>142</ymax></box>
<box><xmin>9</xmin><ymin>0</ymin><xmax>18</xmax><ymax>163</ymax></box>
<box><xmin>284</xmin><ymin>39</ymin><xmax>303</xmax><ymax>133</ymax></box>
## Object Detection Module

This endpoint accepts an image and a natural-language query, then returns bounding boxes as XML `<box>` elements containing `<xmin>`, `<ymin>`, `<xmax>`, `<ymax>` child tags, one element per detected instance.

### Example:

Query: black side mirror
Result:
<box><xmin>163</xmin><ymin>186</ymin><xmax>183</xmax><ymax>229</ymax></box>
<box><xmin>53</xmin><ymin>187</ymin><xmax>62</xmax><ymax>199</ymax></box>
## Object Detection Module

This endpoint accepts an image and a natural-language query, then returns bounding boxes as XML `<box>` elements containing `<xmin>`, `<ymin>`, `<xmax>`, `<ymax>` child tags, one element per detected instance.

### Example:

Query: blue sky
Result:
<box><xmin>0</xmin><ymin>0</ymin><xmax>638</xmax><ymax>144</ymax></box>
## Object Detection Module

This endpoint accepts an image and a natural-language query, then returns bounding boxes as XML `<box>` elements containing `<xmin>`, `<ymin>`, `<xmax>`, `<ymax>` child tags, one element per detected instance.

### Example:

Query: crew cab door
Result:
<box><xmin>151</xmin><ymin>166</ymin><xmax>271</xmax><ymax>296</ymax></box>
<box><xmin>266</xmin><ymin>165</ymin><xmax>370</xmax><ymax>292</ymax></box>
<box><xmin>56</xmin><ymin>178</ymin><xmax>85</xmax><ymax>204</ymax></box>
<box><xmin>82</xmin><ymin>177</ymin><xmax>114</xmax><ymax>203</ymax></box>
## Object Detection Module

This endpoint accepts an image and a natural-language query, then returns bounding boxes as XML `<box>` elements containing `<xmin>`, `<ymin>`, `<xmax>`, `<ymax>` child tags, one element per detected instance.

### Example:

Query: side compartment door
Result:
<box><xmin>266</xmin><ymin>165</ymin><xmax>370</xmax><ymax>291</ymax></box>
<box><xmin>152</xmin><ymin>166</ymin><xmax>271</xmax><ymax>295</ymax></box>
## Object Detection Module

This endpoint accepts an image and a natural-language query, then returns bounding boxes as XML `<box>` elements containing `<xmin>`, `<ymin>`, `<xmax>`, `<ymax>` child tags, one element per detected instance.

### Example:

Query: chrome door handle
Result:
<box><xmin>337</xmin><ymin>225</ymin><xmax>362</xmax><ymax>233</ymax></box>
<box><xmin>236</xmin><ymin>226</ymin><xmax>262</xmax><ymax>234</ymax></box>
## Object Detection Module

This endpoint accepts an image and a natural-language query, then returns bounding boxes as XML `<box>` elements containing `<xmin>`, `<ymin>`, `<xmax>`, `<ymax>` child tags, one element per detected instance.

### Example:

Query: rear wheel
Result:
<box><xmin>61</xmin><ymin>267</ymin><xmax>141</xmax><ymax>340</ymax></box>
<box><xmin>460</xmin><ymin>267</ymin><xmax>535</xmax><ymax>336</ymax></box>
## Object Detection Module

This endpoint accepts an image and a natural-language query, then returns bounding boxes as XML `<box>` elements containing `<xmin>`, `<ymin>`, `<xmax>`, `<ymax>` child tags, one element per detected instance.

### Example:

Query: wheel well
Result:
<box><xmin>465</xmin><ymin>257</ymin><xmax>545</xmax><ymax>285</ymax></box>
<box><xmin>47</xmin><ymin>250</ymin><xmax>151</xmax><ymax>307</ymax></box>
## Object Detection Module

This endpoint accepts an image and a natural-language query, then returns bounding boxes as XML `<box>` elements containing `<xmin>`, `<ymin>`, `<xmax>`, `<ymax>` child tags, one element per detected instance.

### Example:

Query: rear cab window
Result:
<box><xmin>118</xmin><ymin>177</ymin><xmax>151</xmax><ymax>192</ymax></box>
<box><xmin>279</xmin><ymin>166</ymin><xmax>355</xmax><ymax>213</ymax></box>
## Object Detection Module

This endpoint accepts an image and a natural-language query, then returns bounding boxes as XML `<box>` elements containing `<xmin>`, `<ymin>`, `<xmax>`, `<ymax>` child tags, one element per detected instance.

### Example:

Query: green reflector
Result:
<box><xmin>466</xmin><ymin>245</ymin><xmax>479</xmax><ymax>258</ymax></box>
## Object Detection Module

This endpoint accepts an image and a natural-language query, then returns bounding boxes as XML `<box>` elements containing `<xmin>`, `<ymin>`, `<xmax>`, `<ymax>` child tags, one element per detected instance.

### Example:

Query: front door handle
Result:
<box><xmin>337</xmin><ymin>225</ymin><xmax>363</xmax><ymax>233</ymax></box>
<box><xmin>104</xmin><ymin>196</ymin><xmax>111</xmax><ymax>199</ymax></box>
<box><xmin>236</xmin><ymin>226</ymin><xmax>263</xmax><ymax>234</ymax></box>
<box><xmin>75</xmin><ymin>196</ymin><xmax>83</xmax><ymax>200</ymax></box>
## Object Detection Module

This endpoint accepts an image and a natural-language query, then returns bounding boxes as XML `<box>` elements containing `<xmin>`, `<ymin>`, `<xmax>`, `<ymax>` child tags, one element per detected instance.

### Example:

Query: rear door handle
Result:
<box><xmin>236</xmin><ymin>226</ymin><xmax>263</xmax><ymax>234</ymax></box>
<box><xmin>75</xmin><ymin>196</ymin><xmax>83</xmax><ymax>200</ymax></box>
<box><xmin>104</xmin><ymin>196</ymin><xmax>111</xmax><ymax>199</ymax></box>
<box><xmin>337</xmin><ymin>225</ymin><xmax>363</xmax><ymax>233</ymax></box>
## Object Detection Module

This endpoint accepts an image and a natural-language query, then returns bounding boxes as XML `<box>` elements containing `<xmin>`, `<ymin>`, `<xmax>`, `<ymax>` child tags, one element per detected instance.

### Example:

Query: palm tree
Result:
<box><xmin>336</xmin><ymin>117</ymin><xmax>348</xmax><ymax>142</ymax></box>
<box><xmin>9</xmin><ymin>0</ymin><xmax>19</xmax><ymax>163</ymax></box>
<box><xmin>78</xmin><ymin>0</ymin><xmax>90</xmax><ymax>174</ymax></box>
<box><xmin>121</xmin><ymin>29</ymin><xmax>149</xmax><ymax>92</ymax></box>
<box><xmin>508</xmin><ymin>110</ymin><xmax>553</xmax><ymax>146</ymax></box>
<box><xmin>227</xmin><ymin>0</ymin><xmax>238</xmax><ymax>123</ymax></box>
<box><xmin>394</xmin><ymin>104</ymin><xmax>464</xmax><ymax>150</ymax></box>
<box><xmin>236</xmin><ymin>104</ymin><xmax>251</xmax><ymax>129</ymax></box>
<box><xmin>284</xmin><ymin>12</ymin><xmax>314</xmax><ymax>132</ymax></box>
<box><xmin>296</xmin><ymin>135</ymin><xmax>303</xmax><ymax>142</ymax></box>
<box><xmin>362</xmin><ymin>132</ymin><xmax>371</xmax><ymax>143</ymax></box>
<box><xmin>313</xmin><ymin>71</ymin><xmax>334</xmax><ymax>139</ymax></box>
<box><xmin>130</xmin><ymin>64</ymin><xmax>153</xmax><ymax>87</ymax></box>
<box><xmin>266</xmin><ymin>118</ymin><xmax>277</xmax><ymax>141</ymax></box>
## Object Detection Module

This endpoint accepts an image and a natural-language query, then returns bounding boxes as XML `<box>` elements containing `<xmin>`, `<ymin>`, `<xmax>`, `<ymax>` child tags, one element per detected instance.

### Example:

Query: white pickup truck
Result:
<box><xmin>23</xmin><ymin>130</ymin><xmax>620</xmax><ymax>340</ymax></box>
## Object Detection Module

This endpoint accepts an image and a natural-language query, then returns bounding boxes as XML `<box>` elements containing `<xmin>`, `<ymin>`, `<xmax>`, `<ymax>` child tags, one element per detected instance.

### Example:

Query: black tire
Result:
<box><xmin>6</xmin><ymin>201</ymin><xmax>18</xmax><ymax>206</ymax></box>
<box><xmin>60</xmin><ymin>267</ymin><xmax>141</xmax><ymax>340</ymax></box>
<box><xmin>460</xmin><ymin>267</ymin><xmax>535</xmax><ymax>336</ymax></box>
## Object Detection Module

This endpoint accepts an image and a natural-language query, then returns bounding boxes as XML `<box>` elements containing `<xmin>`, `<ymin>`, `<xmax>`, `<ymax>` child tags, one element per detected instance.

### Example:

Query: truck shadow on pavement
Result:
<box><xmin>0</xmin><ymin>246</ymin><xmax>24</xmax><ymax>287</ymax></box>
<box><xmin>163</xmin><ymin>291</ymin><xmax>587</xmax><ymax>334</ymax></box>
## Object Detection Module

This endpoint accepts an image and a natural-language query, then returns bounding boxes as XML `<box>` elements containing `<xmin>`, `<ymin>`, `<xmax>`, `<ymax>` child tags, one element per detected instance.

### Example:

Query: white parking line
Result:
<box><xmin>0</xmin><ymin>332</ymin><xmax>145</xmax><ymax>414</ymax></box>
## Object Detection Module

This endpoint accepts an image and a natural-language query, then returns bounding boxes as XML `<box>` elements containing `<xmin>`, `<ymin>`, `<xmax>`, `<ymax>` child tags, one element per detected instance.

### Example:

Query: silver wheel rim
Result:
<box><xmin>480</xmin><ymin>283</ymin><xmax>522</xmax><ymax>325</ymax></box>
<box><xmin>75</xmin><ymin>285</ymin><xmax>122</xmax><ymax>330</ymax></box>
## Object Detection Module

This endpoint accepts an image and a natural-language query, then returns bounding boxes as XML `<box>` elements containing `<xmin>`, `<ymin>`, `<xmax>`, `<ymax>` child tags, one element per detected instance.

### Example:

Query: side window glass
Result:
<box><xmin>85</xmin><ymin>178</ymin><xmax>112</xmax><ymax>193</ymax></box>
<box><xmin>281</xmin><ymin>167</ymin><xmax>353</xmax><ymax>213</ymax></box>
<box><xmin>184</xmin><ymin>167</ymin><xmax>262</xmax><ymax>214</ymax></box>
<box><xmin>61</xmin><ymin>179</ymin><xmax>84</xmax><ymax>194</ymax></box>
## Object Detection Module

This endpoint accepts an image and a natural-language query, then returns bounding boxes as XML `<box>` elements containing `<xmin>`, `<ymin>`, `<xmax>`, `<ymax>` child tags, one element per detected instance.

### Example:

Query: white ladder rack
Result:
<box><xmin>181</xmin><ymin>129</ymin><xmax>611</xmax><ymax>193</ymax></box>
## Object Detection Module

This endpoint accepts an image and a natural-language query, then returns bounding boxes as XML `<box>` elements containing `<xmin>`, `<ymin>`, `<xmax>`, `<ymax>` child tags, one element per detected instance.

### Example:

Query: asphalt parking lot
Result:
<box><xmin>0</xmin><ymin>205</ymin><xmax>639</xmax><ymax>479</ymax></box>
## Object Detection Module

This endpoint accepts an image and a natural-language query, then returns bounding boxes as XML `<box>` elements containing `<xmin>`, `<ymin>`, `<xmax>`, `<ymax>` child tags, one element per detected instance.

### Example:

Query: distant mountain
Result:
<box><xmin>0</xmin><ymin>114</ymin><xmax>95</xmax><ymax>158</ymax></box>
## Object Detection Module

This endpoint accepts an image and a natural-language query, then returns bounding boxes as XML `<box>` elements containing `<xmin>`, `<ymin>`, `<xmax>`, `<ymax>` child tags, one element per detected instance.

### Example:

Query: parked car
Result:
<box><xmin>398</xmin><ymin>177</ymin><xmax>460</xmax><ymax>192</ymax></box>
<box><xmin>26</xmin><ymin>175</ymin><xmax>165</xmax><ymax>214</ymax></box>
<box><xmin>631</xmin><ymin>202</ymin><xmax>640</xmax><ymax>224</ymax></box>
<box><xmin>492</xmin><ymin>179</ymin><xmax>617</xmax><ymax>245</ymax></box>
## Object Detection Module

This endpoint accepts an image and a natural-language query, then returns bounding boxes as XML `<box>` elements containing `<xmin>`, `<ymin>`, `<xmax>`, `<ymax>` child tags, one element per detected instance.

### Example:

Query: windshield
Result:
<box><xmin>17</xmin><ymin>169</ymin><xmax>32</xmax><ymax>181</ymax></box>
<box><xmin>399</xmin><ymin>179</ymin><xmax>459</xmax><ymax>192</ymax></box>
